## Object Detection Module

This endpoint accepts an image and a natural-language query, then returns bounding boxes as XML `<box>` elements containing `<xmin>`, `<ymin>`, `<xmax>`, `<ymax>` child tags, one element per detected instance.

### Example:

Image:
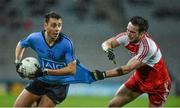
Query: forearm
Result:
<box><xmin>105</xmin><ymin>56</ymin><xmax>144</xmax><ymax>78</ymax></box>
<box><xmin>105</xmin><ymin>66</ymin><xmax>131</xmax><ymax>78</ymax></box>
<box><xmin>47</xmin><ymin>61</ymin><xmax>76</xmax><ymax>76</ymax></box>
<box><xmin>15</xmin><ymin>42</ymin><xmax>25</xmax><ymax>61</ymax></box>
<box><xmin>102</xmin><ymin>37</ymin><xmax>120</xmax><ymax>51</ymax></box>
<box><xmin>47</xmin><ymin>67</ymin><xmax>75</xmax><ymax>75</ymax></box>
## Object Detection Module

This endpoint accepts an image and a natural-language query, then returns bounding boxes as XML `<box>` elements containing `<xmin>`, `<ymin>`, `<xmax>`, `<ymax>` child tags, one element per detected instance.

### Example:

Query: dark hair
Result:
<box><xmin>130</xmin><ymin>16</ymin><xmax>149</xmax><ymax>32</ymax></box>
<box><xmin>44</xmin><ymin>11</ymin><xmax>62</xmax><ymax>23</ymax></box>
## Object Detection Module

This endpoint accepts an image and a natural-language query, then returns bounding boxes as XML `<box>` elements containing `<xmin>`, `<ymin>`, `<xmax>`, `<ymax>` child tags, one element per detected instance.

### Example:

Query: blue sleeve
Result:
<box><xmin>64</xmin><ymin>40</ymin><xmax>76</xmax><ymax>64</ymax></box>
<box><xmin>19</xmin><ymin>34</ymin><xmax>32</xmax><ymax>48</ymax></box>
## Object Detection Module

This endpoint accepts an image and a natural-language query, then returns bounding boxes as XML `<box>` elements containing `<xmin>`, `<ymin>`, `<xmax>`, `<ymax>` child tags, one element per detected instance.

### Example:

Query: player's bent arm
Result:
<box><xmin>46</xmin><ymin>60</ymin><xmax>76</xmax><ymax>76</ymax></box>
<box><xmin>105</xmin><ymin>57</ymin><xmax>145</xmax><ymax>78</ymax></box>
<box><xmin>102</xmin><ymin>37</ymin><xmax>120</xmax><ymax>51</ymax></box>
<box><xmin>15</xmin><ymin>42</ymin><xmax>25</xmax><ymax>61</ymax></box>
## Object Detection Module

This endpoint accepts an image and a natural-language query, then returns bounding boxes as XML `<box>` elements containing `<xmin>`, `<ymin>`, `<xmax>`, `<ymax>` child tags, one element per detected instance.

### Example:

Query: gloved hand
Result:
<box><xmin>90</xmin><ymin>70</ymin><xmax>106</xmax><ymax>81</ymax></box>
<box><xmin>28</xmin><ymin>64</ymin><xmax>48</xmax><ymax>79</ymax></box>
<box><xmin>106</xmin><ymin>48</ymin><xmax>115</xmax><ymax>60</ymax></box>
<box><xmin>105</xmin><ymin>48</ymin><xmax>116</xmax><ymax>64</ymax></box>
<box><xmin>14</xmin><ymin>60</ymin><xmax>25</xmax><ymax>78</ymax></box>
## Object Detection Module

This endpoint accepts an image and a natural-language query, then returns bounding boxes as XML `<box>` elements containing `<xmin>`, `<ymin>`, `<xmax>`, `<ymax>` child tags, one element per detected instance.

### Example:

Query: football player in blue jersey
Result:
<box><xmin>14</xmin><ymin>11</ymin><xmax>94</xmax><ymax>107</ymax></box>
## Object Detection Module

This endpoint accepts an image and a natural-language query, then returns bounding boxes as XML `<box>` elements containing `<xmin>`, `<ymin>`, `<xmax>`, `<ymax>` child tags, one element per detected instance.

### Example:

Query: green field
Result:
<box><xmin>0</xmin><ymin>94</ymin><xmax>179</xmax><ymax>107</ymax></box>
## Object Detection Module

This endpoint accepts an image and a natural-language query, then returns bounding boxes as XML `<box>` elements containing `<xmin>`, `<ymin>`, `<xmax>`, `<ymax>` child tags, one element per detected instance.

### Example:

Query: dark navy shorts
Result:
<box><xmin>25</xmin><ymin>79</ymin><xmax>69</xmax><ymax>104</ymax></box>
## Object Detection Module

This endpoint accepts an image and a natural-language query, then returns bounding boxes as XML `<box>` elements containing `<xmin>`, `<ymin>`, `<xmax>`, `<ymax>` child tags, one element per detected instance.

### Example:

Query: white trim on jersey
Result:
<box><xmin>115</xmin><ymin>32</ymin><xmax>162</xmax><ymax>67</ymax></box>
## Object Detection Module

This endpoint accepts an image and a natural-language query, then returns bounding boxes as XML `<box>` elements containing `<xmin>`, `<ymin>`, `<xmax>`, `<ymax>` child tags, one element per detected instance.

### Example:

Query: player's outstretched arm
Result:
<box><xmin>106</xmin><ymin>57</ymin><xmax>145</xmax><ymax>78</ymax></box>
<box><xmin>92</xmin><ymin>57</ymin><xmax>145</xmax><ymax>80</ymax></box>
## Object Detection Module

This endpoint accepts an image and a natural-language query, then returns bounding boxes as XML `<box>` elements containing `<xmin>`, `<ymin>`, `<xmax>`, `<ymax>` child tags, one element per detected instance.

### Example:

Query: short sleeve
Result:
<box><xmin>115</xmin><ymin>32</ymin><xmax>129</xmax><ymax>46</ymax></box>
<box><xmin>135</xmin><ymin>38</ymin><xmax>156</xmax><ymax>64</ymax></box>
<box><xmin>20</xmin><ymin>34</ymin><xmax>32</xmax><ymax>48</ymax></box>
<box><xmin>64</xmin><ymin>40</ymin><xmax>76</xmax><ymax>64</ymax></box>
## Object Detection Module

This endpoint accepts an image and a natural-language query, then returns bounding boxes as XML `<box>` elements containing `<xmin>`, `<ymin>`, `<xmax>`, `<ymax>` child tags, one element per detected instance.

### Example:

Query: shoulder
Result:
<box><xmin>138</xmin><ymin>34</ymin><xmax>158</xmax><ymax>57</ymax></box>
<box><xmin>21</xmin><ymin>31</ymin><xmax>42</xmax><ymax>42</ymax></box>
<box><xmin>60</xmin><ymin>33</ymin><xmax>73</xmax><ymax>43</ymax></box>
<box><xmin>140</xmin><ymin>33</ymin><xmax>157</xmax><ymax>50</ymax></box>
<box><xmin>59</xmin><ymin>33</ymin><xmax>74</xmax><ymax>48</ymax></box>
<box><xmin>29</xmin><ymin>31</ymin><xmax>42</xmax><ymax>36</ymax></box>
<box><xmin>115</xmin><ymin>32</ymin><xmax>129</xmax><ymax>45</ymax></box>
<box><xmin>115</xmin><ymin>32</ymin><xmax>128</xmax><ymax>38</ymax></box>
<box><xmin>137</xmin><ymin>33</ymin><xmax>162</xmax><ymax>66</ymax></box>
<box><xmin>27</xmin><ymin>31</ymin><xmax>42</xmax><ymax>39</ymax></box>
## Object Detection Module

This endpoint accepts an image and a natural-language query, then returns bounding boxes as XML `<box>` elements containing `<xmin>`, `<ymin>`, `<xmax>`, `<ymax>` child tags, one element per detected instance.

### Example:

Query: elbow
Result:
<box><xmin>102</xmin><ymin>42</ymin><xmax>109</xmax><ymax>51</ymax></box>
<box><xmin>67</xmin><ymin>60</ymin><xmax>76</xmax><ymax>75</ymax></box>
<box><xmin>123</xmin><ymin>69</ymin><xmax>131</xmax><ymax>74</ymax></box>
<box><xmin>68</xmin><ymin>66</ymin><xmax>76</xmax><ymax>75</ymax></box>
<box><xmin>69</xmin><ymin>68</ymin><xmax>76</xmax><ymax>75</ymax></box>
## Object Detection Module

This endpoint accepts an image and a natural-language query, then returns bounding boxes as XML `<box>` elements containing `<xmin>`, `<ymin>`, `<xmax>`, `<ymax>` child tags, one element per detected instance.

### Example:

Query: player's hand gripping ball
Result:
<box><xmin>18</xmin><ymin>57</ymin><xmax>40</xmax><ymax>78</ymax></box>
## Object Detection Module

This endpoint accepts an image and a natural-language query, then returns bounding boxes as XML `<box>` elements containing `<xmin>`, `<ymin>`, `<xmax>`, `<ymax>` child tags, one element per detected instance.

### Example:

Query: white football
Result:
<box><xmin>19</xmin><ymin>57</ymin><xmax>40</xmax><ymax>77</ymax></box>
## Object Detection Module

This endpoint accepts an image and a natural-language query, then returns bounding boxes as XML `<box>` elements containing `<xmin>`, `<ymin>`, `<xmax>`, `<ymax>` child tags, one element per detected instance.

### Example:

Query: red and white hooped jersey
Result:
<box><xmin>115</xmin><ymin>32</ymin><xmax>162</xmax><ymax>68</ymax></box>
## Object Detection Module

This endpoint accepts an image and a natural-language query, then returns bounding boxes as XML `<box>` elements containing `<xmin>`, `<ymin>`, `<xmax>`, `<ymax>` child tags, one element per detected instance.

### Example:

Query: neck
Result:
<box><xmin>45</xmin><ymin>32</ymin><xmax>55</xmax><ymax>46</ymax></box>
<box><xmin>139</xmin><ymin>32</ymin><xmax>145</xmax><ymax>41</ymax></box>
<box><xmin>133</xmin><ymin>32</ymin><xmax>145</xmax><ymax>43</ymax></box>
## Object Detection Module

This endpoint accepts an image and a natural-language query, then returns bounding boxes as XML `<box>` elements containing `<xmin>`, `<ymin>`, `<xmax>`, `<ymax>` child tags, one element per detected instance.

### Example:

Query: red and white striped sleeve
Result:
<box><xmin>136</xmin><ymin>37</ymin><xmax>150</xmax><ymax>62</ymax></box>
<box><xmin>135</xmin><ymin>36</ymin><xmax>162</xmax><ymax>67</ymax></box>
<box><xmin>115</xmin><ymin>32</ymin><xmax>129</xmax><ymax>46</ymax></box>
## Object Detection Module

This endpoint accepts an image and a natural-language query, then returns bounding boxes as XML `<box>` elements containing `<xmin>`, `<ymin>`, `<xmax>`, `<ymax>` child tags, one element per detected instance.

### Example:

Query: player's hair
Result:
<box><xmin>44</xmin><ymin>11</ymin><xmax>62</xmax><ymax>23</ymax></box>
<box><xmin>130</xmin><ymin>16</ymin><xmax>149</xmax><ymax>32</ymax></box>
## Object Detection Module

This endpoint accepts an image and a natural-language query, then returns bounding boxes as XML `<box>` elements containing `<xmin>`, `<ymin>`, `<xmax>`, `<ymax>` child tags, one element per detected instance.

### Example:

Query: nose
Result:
<box><xmin>55</xmin><ymin>26</ymin><xmax>61</xmax><ymax>32</ymax></box>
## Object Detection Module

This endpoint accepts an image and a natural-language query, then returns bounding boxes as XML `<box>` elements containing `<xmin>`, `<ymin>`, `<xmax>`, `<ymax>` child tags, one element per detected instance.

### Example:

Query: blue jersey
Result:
<box><xmin>20</xmin><ymin>31</ymin><xmax>95</xmax><ymax>85</ymax></box>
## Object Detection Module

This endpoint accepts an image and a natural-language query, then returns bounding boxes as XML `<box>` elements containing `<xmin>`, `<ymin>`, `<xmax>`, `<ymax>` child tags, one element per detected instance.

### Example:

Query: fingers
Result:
<box><xmin>28</xmin><ymin>74</ymin><xmax>35</xmax><ymax>80</ymax></box>
<box><xmin>106</xmin><ymin>49</ymin><xmax>116</xmax><ymax>64</ymax></box>
<box><xmin>90</xmin><ymin>70</ymin><xmax>106</xmax><ymax>81</ymax></box>
<box><xmin>112</xmin><ymin>59</ymin><xmax>116</xmax><ymax>64</ymax></box>
<box><xmin>17</xmin><ymin>71</ymin><xmax>25</xmax><ymax>78</ymax></box>
<box><xmin>34</xmin><ymin>64</ymin><xmax>40</xmax><ymax>68</ymax></box>
<box><xmin>15</xmin><ymin>62</ymin><xmax>22</xmax><ymax>71</ymax></box>
<box><xmin>90</xmin><ymin>71</ymin><xmax>98</xmax><ymax>81</ymax></box>
<box><xmin>107</xmin><ymin>51</ymin><xmax>115</xmax><ymax>60</ymax></box>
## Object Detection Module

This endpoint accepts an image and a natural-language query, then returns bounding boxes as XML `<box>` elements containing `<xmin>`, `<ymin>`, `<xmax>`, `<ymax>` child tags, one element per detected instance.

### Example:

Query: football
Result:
<box><xmin>19</xmin><ymin>57</ymin><xmax>40</xmax><ymax>77</ymax></box>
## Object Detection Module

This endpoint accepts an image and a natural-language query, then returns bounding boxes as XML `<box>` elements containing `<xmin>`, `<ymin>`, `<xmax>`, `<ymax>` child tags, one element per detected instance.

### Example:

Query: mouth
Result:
<box><xmin>52</xmin><ymin>33</ymin><xmax>59</xmax><ymax>37</ymax></box>
<box><xmin>128</xmin><ymin>35</ymin><xmax>133</xmax><ymax>40</ymax></box>
<box><xmin>54</xmin><ymin>33</ymin><xmax>59</xmax><ymax>36</ymax></box>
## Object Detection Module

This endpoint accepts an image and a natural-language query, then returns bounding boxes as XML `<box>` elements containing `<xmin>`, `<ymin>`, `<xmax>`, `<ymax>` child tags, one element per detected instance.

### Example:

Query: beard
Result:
<box><xmin>129</xmin><ymin>35</ymin><xmax>139</xmax><ymax>43</ymax></box>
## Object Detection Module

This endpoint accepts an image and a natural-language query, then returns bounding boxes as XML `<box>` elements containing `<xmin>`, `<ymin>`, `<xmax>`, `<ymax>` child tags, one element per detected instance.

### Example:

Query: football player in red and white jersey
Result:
<box><xmin>91</xmin><ymin>16</ymin><xmax>171</xmax><ymax>107</ymax></box>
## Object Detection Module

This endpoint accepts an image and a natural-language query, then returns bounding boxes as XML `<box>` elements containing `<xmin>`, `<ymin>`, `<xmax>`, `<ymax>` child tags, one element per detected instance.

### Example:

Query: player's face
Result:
<box><xmin>44</xmin><ymin>18</ymin><xmax>62</xmax><ymax>40</ymax></box>
<box><xmin>126</xmin><ymin>22</ymin><xmax>141</xmax><ymax>43</ymax></box>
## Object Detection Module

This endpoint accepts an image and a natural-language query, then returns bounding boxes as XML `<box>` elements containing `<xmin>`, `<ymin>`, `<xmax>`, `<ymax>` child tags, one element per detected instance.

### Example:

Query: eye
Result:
<box><xmin>58</xmin><ymin>23</ymin><xmax>62</xmax><ymax>27</ymax></box>
<box><xmin>51</xmin><ymin>24</ymin><xmax>56</xmax><ymax>28</ymax></box>
<box><xmin>127</xmin><ymin>29</ymin><xmax>136</xmax><ymax>33</ymax></box>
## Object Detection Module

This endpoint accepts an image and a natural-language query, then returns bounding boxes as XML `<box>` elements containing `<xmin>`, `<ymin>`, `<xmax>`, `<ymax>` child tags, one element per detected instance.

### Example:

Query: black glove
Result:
<box><xmin>90</xmin><ymin>70</ymin><xmax>106</xmax><ymax>81</ymax></box>
<box><xmin>28</xmin><ymin>64</ymin><xmax>48</xmax><ymax>79</ymax></box>
<box><xmin>106</xmin><ymin>49</ymin><xmax>116</xmax><ymax>64</ymax></box>
<box><xmin>14</xmin><ymin>60</ymin><xmax>25</xmax><ymax>78</ymax></box>
<box><xmin>106</xmin><ymin>49</ymin><xmax>115</xmax><ymax>60</ymax></box>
